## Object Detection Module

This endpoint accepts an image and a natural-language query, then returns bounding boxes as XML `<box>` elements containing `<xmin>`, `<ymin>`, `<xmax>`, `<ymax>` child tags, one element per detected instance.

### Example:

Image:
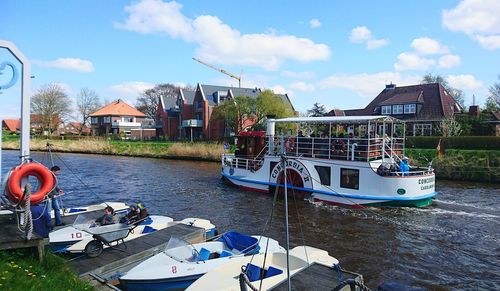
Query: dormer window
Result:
<box><xmin>392</xmin><ymin>104</ymin><xmax>403</xmax><ymax>114</ymax></box>
<box><xmin>404</xmin><ymin>104</ymin><xmax>416</xmax><ymax>114</ymax></box>
<box><xmin>381</xmin><ymin>106</ymin><xmax>391</xmax><ymax>114</ymax></box>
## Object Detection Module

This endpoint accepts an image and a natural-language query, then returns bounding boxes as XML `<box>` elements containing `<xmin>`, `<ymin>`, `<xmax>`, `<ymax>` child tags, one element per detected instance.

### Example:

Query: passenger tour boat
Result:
<box><xmin>221</xmin><ymin>116</ymin><xmax>437</xmax><ymax>207</ymax></box>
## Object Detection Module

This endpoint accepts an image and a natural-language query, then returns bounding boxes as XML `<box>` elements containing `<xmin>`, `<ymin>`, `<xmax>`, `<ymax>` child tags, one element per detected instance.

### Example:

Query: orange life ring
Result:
<box><xmin>7</xmin><ymin>163</ymin><xmax>56</xmax><ymax>205</ymax></box>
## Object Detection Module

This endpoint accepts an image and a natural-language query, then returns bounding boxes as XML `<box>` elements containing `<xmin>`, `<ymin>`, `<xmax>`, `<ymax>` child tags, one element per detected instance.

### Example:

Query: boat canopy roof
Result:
<box><xmin>271</xmin><ymin>115</ymin><xmax>401</xmax><ymax>124</ymax></box>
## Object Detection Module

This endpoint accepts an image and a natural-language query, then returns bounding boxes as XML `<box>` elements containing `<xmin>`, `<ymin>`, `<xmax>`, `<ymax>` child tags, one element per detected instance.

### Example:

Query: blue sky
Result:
<box><xmin>1</xmin><ymin>0</ymin><xmax>499</xmax><ymax>120</ymax></box>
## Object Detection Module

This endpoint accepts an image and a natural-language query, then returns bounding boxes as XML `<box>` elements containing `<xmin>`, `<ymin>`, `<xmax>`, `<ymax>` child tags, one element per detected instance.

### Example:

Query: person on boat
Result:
<box><xmin>31</xmin><ymin>204</ymin><xmax>52</xmax><ymax>238</ymax></box>
<box><xmin>47</xmin><ymin>166</ymin><xmax>64</xmax><ymax>226</ymax></box>
<box><xmin>120</xmin><ymin>204</ymin><xmax>140</xmax><ymax>224</ymax></box>
<box><xmin>95</xmin><ymin>206</ymin><xmax>115</xmax><ymax>226</ymax></box>
<box><xmin>137</xmin><ymin>202</ymin><xmax>149</xmax><ymax>219</ymax></box>
<box><xmin>399</xmin><ymin>157</ymin><xmax>410</xmax><ymax>175</ymax></box>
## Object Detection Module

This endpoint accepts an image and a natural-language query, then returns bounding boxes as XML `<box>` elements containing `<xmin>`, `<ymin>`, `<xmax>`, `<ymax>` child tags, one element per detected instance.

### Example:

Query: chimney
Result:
<box><xmin>385</xmin><ymin>83</ymin><xmax>396</xmax><ymax>90</ymax></box>
<box><xmin>468</xmin><ymin>105</ymin><xmax>480</xmax><ymax>117</ymax></box>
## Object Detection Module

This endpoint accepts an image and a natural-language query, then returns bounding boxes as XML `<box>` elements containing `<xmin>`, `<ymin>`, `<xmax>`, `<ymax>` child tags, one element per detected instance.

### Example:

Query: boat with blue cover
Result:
<box><xmin>119</xmin><ymin>231</ymin><xmax>284</xmax><ymax>290</ymax></box>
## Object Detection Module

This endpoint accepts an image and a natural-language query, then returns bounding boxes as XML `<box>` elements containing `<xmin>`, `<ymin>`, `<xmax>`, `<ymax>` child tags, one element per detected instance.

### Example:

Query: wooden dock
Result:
<box><xmin>0</xmin><ymin>213</ymin><xmax>48</xmax><ymax>261</ymax></box>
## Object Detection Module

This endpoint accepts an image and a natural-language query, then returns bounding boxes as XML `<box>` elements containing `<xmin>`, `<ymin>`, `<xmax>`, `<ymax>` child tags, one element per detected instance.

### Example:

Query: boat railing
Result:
<box><xmin>222</xmin><ymin>146</ymin><xmax>268</xmax><ymax>172</ymax></box>
<box><xmin>269</xmin><ymin>136</ymin><xmax>405</xmax><ymax>162</ymax></box>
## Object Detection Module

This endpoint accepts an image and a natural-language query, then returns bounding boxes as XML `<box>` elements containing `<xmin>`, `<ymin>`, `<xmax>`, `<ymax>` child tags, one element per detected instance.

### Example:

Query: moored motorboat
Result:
<box><xmin>119</xmin><ymin>232</ymin><xmax>284</xmax><ymax>290</ymax></box>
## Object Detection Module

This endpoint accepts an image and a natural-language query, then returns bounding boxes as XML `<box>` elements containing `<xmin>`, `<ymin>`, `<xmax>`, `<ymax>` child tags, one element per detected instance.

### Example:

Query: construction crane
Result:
<box><xmin>192</xmin><ymin>57</ymin><xmax>241</xmax><ymax>88</ymax></box>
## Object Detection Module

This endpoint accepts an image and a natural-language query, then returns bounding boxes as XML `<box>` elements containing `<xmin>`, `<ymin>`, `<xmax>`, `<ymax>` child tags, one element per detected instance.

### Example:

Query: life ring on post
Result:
<box><xmin>6</xmin><ymin>162</ymin><xmax>56</xmax><ymax>205</ymax></box>
<box><xmin>285</xmin><ymin>137</ymin><xmax>295</xmax><ymax>152</ymax></box>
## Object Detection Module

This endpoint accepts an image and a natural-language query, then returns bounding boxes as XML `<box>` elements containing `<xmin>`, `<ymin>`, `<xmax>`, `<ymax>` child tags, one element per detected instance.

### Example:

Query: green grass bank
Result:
<box><xmin>0</xmin><ymin>249</ymin><xmax>91</xmax><ymax>290</ymax></box>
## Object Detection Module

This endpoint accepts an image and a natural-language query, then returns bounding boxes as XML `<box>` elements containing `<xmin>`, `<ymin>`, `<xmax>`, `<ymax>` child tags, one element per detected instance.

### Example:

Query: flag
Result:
<box><xmin>436</xmin><ymin>139</ymin><xmax>444</xmax><ymax>159</ymax></box>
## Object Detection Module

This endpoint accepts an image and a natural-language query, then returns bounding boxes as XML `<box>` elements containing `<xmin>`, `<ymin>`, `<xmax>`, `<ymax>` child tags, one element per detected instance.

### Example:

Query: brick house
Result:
<box><xmin>157</xmin><ymin>83</ymin><xmax>294</xmax><ymax>140</ymax></box>
<box><xmin>331</xmin><ymin>83</ymin><xmax>463</xmax><ymax>136</ymax></box>
<box><xmin>90</xmin><ymin>99</ymin><xmax>146</xmax><ymax>137</ymax></box>
<box><xmin>2</xmin><ymin>119</ymin><xmax>21</xmax><ymax>133</ymax></box>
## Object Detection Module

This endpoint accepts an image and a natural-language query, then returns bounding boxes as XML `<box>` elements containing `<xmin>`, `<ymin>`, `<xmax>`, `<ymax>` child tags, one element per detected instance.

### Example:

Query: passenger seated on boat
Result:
<box><xmin>95</xmin><ymin>206</ymin><xmax>115</xmax><ymax>226</ymax></box>
<box><xmin>377</xmin><ymin>163</ymin><xmax>391</xmax><ymax>176</ymax></box>
<box><xmin>137</xmin><ymin>202</ymin><xmax>148</xmax><ymax>219</ymax></box>
<box><xmin>120</xmin><ymin>204</ymin><xmax>140</xmax><ymax>224</ymax></box>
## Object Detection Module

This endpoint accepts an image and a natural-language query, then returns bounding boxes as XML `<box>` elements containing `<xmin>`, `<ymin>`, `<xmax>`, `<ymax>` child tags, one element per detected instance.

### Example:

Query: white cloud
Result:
<box><xmin>116</xmin><ymin>0</ymin><xmax>330</xmax><ymax>70</ymax></box>
<box><xmin>289</xmin><ymin>81</ymin><xmax>315</xmax><ymax>92</ymax></box>
<box><xmin>349</xmin><ymin>26</ymin><xmax>389</xmax><ymax>49</ymax></box>
<box><xmin>394</xmin><ymin>52</ymin><xmax>436</xmax><ymax>71</ymax></box>
<box><xmin>108</xmin><ymin>81</ymin><xmax>155</xmax><ymax>104</ymax></box>
<box><xmin>446</xmin><ymin>74</ymin><xmax>483</xmax><ymax>90</ymax></box>
<box><xmin>319</xmin><ymin>72</ymin><xmax>420</xmax><ymax>97</ymax></box>
<box><xmin>442</xmin><ymin>0</ymin><xmax>500</xmax><ymax>49</ymax></box>
<box><xmin>267</xmin><ymin>85</ymin><xmax>289</xmax><ymax>95</ymax></box>
<box><xmin>282</xmin><ymin>70</ymin><xmax>315</xmax><ymax>79</ymax></box>
<box><xmin>411</xmin><ymin>37</ymin><xmax>449</xmax><ymax>55</ymax></box>
<box><xmin>475</xmin><ymin>35</ymin><xmax>500</xmax><ymax>49</ymax></box>
<box><xmin>309</xmin><ymin>18</ymin><xmax>321</xmax><ymax>28</ymax></box>
<box><xmin>438</xmin><ymin>54</ymin><xmax>461</xmax><ymax>68</ymax></box>
<box><xmin>34</xmin><ymin>58</ymin><xmax>94</xmax><ymax>73</ymax></box>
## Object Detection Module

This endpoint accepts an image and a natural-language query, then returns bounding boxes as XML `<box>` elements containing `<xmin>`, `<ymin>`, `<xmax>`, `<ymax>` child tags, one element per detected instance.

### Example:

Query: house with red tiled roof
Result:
<box><xmin>330</xmin><ymin>83</ymin><xmax>463</xmax><ymax>136</ymax></box>
<box><xmin>2</xmin><ymin>119</ymin><xmax>21</xmax><ymax>133</ymax></box>
<box><xmin>90</xmin><ymin>99</ymin><xmax>147</xmax><ymax>136</ymax></box>
<box><xmin>64</xmin><ymin>122</ymin><xmax>91</xmax><ymax>135</ymax></box>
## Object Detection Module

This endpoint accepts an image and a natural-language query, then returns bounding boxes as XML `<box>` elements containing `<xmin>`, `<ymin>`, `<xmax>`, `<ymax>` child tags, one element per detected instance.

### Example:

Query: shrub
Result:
<box><xmin>406</xmin><ymin>136</ymin><xmax>500</xmax><ymax>150</ymax></box>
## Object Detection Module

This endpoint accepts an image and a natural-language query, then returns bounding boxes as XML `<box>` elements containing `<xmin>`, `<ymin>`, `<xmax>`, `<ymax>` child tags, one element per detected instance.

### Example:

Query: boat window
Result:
<box><xmin>314</xmin><ymin>166</ymin><xmax>331</xmax><ymax>186</ymax></box>
<box><xmin>340</xmin><ymin>168</ymin><xmax>359</xmax><ymax>190</ymax></box>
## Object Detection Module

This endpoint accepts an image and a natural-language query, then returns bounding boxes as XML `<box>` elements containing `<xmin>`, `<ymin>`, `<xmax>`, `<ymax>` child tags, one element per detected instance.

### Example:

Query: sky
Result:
<box><xmin>1</xmin><ymin>0</ymin><xmax>499</xmax><ymax>120</ymax></box>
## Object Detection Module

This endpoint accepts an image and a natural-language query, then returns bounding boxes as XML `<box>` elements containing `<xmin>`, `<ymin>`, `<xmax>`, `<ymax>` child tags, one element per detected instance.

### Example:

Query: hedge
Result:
<box><xmin>406</xmin><ymin>136</ymin><xmax>500</xmax><ymax>150</ymax></box>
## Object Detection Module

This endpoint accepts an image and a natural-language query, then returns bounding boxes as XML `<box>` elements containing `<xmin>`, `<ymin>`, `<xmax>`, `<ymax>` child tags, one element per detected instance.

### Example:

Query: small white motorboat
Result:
<box><xmin>119</xmin><ymin>232</ymin><xmax>285</xmax><ymax>290</ymax></box>
<box><xmin>58</xmin><ymin>201</ymin><xmax>129</xmax><ymax>218</ymax></box>
<box><xmin>186</xmin><ymin>246</ymin><xmax>339</xmax><ymax>291</ymax></box>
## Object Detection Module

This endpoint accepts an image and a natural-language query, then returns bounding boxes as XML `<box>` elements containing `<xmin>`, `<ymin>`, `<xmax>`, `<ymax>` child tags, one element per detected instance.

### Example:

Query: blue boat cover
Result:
<box><xmin>68</xmin><ymin>208</ymin><xmax>86</xmax><ymax>213</ymax></box>
<box><xmin>217</xmin><ymin>232</ymin><xmax>260</xmax><ymax>254</ymax></box>
<box><xmin>141</xmin><ymin>225</ymin><xmax>157</xmax><ymax>234</ymax></box>
<box><xmin>139</xmin><ymin>217</ymin><xmax>153</xmax><ymax>225</ymax></box>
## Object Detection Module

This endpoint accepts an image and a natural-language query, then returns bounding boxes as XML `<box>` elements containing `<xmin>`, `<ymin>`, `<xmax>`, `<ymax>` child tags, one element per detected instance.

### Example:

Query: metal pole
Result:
<box><xmin>282</xmin><ymin>155</ymin><xmax>291</xmax><ymax>291</ymax></box>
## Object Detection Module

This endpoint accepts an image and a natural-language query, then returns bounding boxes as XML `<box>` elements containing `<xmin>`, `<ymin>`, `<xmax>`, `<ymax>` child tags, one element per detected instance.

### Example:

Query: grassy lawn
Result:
<box><xmin>0</xmin><ymin>249</ymin><xmax>91</xmax><ymax>291</ymax></box>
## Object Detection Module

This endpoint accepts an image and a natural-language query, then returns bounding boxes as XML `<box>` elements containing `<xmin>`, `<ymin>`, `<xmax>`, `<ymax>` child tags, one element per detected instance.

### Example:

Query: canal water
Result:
<box><xmin>1</xmin><ymin>150</ymin><xmax>499</xmax><ymax>290</ymax></box>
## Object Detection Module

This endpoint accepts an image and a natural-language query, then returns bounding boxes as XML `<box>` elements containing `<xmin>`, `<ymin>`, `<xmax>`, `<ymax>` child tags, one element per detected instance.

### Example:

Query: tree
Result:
<box><xmin>421</xmin><ymin>73</ymin><xmax>465</xmax><ymax>108</ymax></box>
<box><xmin>307</xmin><ymin>102</ymin><xmax>327</xmax><ymax>117</ymax></box>
<box><xmin>31</xmin><ymin>83</ymin><xmax>71</xmax><ymax>135</ymax></box>
<box><xmin>436</xmin><ymin>118</ymin><xmax>462</xmax><ymax>137</ymax></box>
<box><xmin>136</xmin><ymin>84</ymin><xmax>182</xmax><ymax>121</ymax></box>
<box><xmin>486</xmin><ymin>75</ymin><xmax>500</xmax><ymax>110</ymax></box>
<box><xmin>76</xmin><ymin>88</ymin><xmax>101</xmax><ymax>135</ymax></box>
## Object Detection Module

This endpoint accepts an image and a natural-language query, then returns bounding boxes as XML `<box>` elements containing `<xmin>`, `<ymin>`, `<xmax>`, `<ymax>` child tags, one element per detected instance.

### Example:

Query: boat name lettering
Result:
<box><xmin>421</xmin><ymin>184</ymin><xmax>434</xmax><ymax>190</ymax></box>
<box><xmin>71</xmin><ymin>232</ymin><xmax>82</xmax><ymax>239</ymax></box>
<box><xmin>418</xmin><ymin>177</ymin><xmax>434</xmax><ymax>184</ymax></box>
<box><xmin>271</xmin><ymin>160</ymin><xmax>307</xmax><ymax>179</ymax></box>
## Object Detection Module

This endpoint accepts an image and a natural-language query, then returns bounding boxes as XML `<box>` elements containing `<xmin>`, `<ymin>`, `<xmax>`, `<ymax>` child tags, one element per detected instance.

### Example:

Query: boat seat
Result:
<box><xmin>219</xmin><ymin>250</ymin><xmax>232</xmax><ymax>257</ymax></box>
<box><xmin>245</xmin><ymin>263</ymin><xmax>263</xmax><ymax>282</ymax></box>
<box><xmin>141</xmin><ymin>225</ymin><xmax>157</xmax><ymax>234</ymax></box>
<box><xmin>196</xmin><ymin>247</ymin><xmax>211</xmax><ymax>261</ymax></box>
<box><xmin>264</xmin><ymin>266</ymin><xmax>283</xmax><ymax>278</ymax></box>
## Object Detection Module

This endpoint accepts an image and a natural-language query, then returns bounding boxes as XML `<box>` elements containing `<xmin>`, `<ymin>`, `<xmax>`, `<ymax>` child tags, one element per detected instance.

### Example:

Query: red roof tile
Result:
<box><xmin>2</xmin><ymin>119</ymin><xmax>21</xmax><ymax>132</ymax></box>
<box><xmin>90</xmin><ymin>99</ymin><xmax>146</xmax><ymax>117</ymax></box>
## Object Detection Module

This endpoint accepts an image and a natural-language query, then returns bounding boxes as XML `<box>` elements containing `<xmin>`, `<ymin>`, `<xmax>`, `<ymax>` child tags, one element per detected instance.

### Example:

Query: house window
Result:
<box><xmin>413</xmin><ymin>124</ymin><xmax>432</xmax><ymax>136</ymax></box>
<box><xmin>91</xmin><ymin>117</ymin><xmax>98</xmax><ymax>124</ymax></box>
<box><xmin>196</xmin><ymin>101</ymin><xmax>203</xmax><ymax>110</ymax></box>
<box><xmin>340</xmin><ymin>168</ymin><xmax>359</xmax><ymax>190</ymax></box>
<box><xmin>404</xmin><ymin>104</ymin><xmax>416</xmax><ymax>114</ymax></box>
<box><xmin>381</xmin><ymin>106</ymin><xmax>391</xmax><ymax>115</ymax></box>
<box><xmin>122</xmin><ymin>116</ymin><xmax>134</xmax><ymax>122</ymax></box>
<box><xmin>104</xmin><ymin>116</ymin><xmax>111</xmax><ymax>123</ymax></box>
<box><xmin>392</xmin><ymin>104</ymin><xmax>403</xmax><ymax>114</ymax></box>
<box><xmin>314</xmin><ymin>166</ymin><xmax>331</xmax><ymax>186</ymax></box>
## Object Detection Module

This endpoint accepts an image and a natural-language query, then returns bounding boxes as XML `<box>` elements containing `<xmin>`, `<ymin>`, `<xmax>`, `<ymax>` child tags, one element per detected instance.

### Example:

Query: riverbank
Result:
<box><xmin>0</xmin><ymin>249</ymin><xmax>91</xmax><ymax>290</ymax></box>
<box><xmin>2</xmin><ymin>138</ymin><xmax>224</xmax><ymax>161</ymax></box>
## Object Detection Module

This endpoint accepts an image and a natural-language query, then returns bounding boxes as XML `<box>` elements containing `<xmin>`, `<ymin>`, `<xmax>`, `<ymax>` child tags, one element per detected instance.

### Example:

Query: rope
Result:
<box><xmin>22</xmin><ymin>184</ymin><xmax>33</xmax><ymax>241</ymax></box>
<box><xmin>239</xmin><ymin>266</ymin><xmax>259</xmax><ymax>291</ymax></box>
<box><xmin>331</xmin><ymin>279</ymin><xmax>372</xmax><ymax>291</ymax></box>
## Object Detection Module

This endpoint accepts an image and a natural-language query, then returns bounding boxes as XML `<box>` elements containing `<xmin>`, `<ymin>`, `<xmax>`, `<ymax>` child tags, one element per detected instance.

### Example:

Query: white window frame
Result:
<box><xmin>381</xmin><ymin>106</ymin><xmax>392</xmax><ymax>114</ymax></box>
<box><xmin>91</xmin><ymin>117</ymin><xmax>98</xmax><ymax>124</ymax></box>
<box><xmin>392</xmin><ymin>104</ymin><xmax>403</xmax><ymax>114</ymax></box>
<box><xmin>103</xmin><ymin>116</ymin><xmax>111</xmax><ymax>123</ymax></box>
<box><xmin>404</xmin><ymin>104</ymin><xmax>416</xmax><ymax>114</ymax></box>
<box><xmin>413</xmin><ymin>123</ymin><xmax>432</xmax><ymax>136</ymax></box>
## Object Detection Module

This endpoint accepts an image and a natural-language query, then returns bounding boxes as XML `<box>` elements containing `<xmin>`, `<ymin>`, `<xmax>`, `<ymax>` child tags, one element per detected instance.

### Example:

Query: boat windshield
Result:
<box><xmin>163</xmin><ymin>236</ymin><xmax>197</xmax><ymax>262</ymax></box>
